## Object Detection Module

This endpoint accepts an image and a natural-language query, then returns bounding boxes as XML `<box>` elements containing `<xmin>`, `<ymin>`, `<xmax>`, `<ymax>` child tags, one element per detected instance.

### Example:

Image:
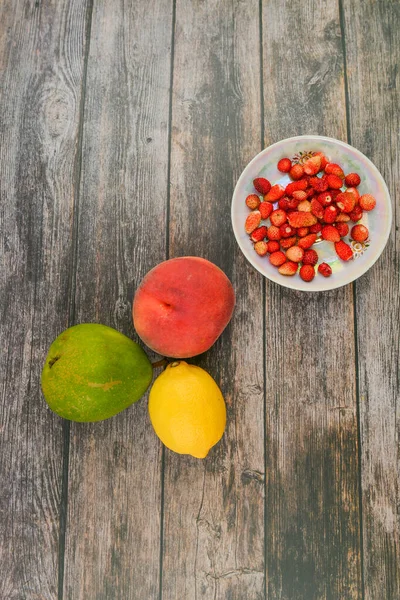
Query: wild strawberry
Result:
<box><xmin>254</xmin><ymin>241</ymin><xmax>268</xmax><ymax>256</ymax></box>
<box><xmin>349</xmin><ymin>205</ymin><xmax>363</xmax><ymax>222</ymax></box>
<box><xmin>303</xmin><ymin>155</ymin><xmax>322</xmax><ymax>176</ymax></box>
<box><xmin>259</xmin><ymin>201</ymin><xmax>273</xmax><ymax>220</ymax></box>
<box><xmin>359</xmin><ymin>194</ymin><xmax>376</xmax><ymax>211</ymax></box>
<box><xmin>245</xmin><ymin>194</ymin><xmax>261</xmax><ymax>210</ymax></box>
<box><xmin>335</xmin><ymin>213</ymin><xmax>351</xmax><ymax>222</ymax></box>
<box><xmin>323</xmin><ymin>205</ymin><xmax>339</xmax><ymax>224</ymax></box>
<box><xmin>321</xmin><ymin>224</ymin><xmax>341</xmax><ymax>242</ymax></box>
<box><xmin>302</xmin><ymin>249</ymin><xmax>318</xmax><ymax>266</ymax></box>
<box><xmin>250</xmin><ymin>226</ymin><xmax>268</xmax><ymax>242</ymax></box>
<box><xmin>318</xmin><ymin>191</ymin><xmax>333</xmax><ymax>207</ymax></box>
<box><xmin>309</xmin><ymin>175</ymin><xmax>329</xmax><ymax>192</ymax></box>
<box><xmin>286</xmin><ymin>245</ymin><xmax>304</xmax><ymax>263</ymax></box>
<box><xmin>266</xmin><ymin>241</ymin><xmax>280</xmax><ymax>253</ymax></box>
<box><xmin>298</xmin><ymin>233</ymin><xmax>317</xmax><ymax>249</ymax></box>
<box><xmin>346</xmin><ymin>187</ymin><xmax>360</xmax><ymax>201</ymax></box>
<box><xmin>335</xmin><ymin>222</ymin><xmax>349</xmax><ymax>237</ymax></box>
<box><xmin>278</xmin><ymin>197</ymin><xmax>290</xmax><ymax>211</ymax></box>
<box><xmin>298</xmin><ymin>200</ymin><xmax>312</xmax><ymax>212</ymax></box>
<box><xmin>309</xmin><ymin>222</ymin><xmax>322</xmax><ymax>234</ymax></box>
<box><xmin>351</xmin><ymin>224</ymin><xmax>369</xmax><ymax>242</ymax></box>
<box><xmin>267</xmin><ymin>225</ymin><xmax>281</xmax><ymax>241</ymax></box>
<box><xmin>280</xmin><ymin>236</ymin><xmax>297</xmax><ymax>249</ymax></box>
<box><xmin>318</xmin><ymin>262</ymin><xmax>332</xmax><ymax>277</ymax></box>
<box><xmin>311</xmin><ymin>198</ymin><xmax>324</xmax><ymax>218</ymax></box>
<box><xmin>253</xmin><ymin>177</ymin><xmax>271</xmax><ymax>195</ymax></box>
<box><xmin>306</xmin><ymin>187</ymin><xmax>316</xmax><ymax>198</ymax></box>
<box><xmin>289</xmin><ymin>164</ymin><xmax>304</xmax><ymax>180</ymax></box>
<box><xmin>344</xmin><ymin>173</ymin><xmax>361</xmax><ymax>187</ymax></box>
<box><xmin>278</xmin><ymin>261</ymin><xmax>298</xmax><ymax>276</ymax></box>
<box><xmin>279</xmin><ymin>223</ymin><xmax>296</xmax><ymax>238</ymax></box>
<box><xmin>313</xmin><ymin>151</ymin><xmax>329</xmax><ymax>170</ymax></box>
<box><xmin>297</xmin><ymin>227</ymin><xmax>310</xmax><ymax>237</ymax></box>
<box><xmin>336</xmin><ymin>191</ymin><xmax>356</xmax><ymax>213</ymax></box>
<box><xmin>264</xmin><ymin>184</ymin><xmax>286</xmax><ymax>202</ymax></box>
<box><xmin>285</xmin><ymin>179</ymin><xmax>308</xmax><ymax>196</ymax></box>
<box><xmin>292</xmin><ymin>190</ymin><xmax>307</xmax><ymax>201</ymax></box>
<box><xmin>300</xmin><ymin>264</ymin><xmax>315</xmax><ymax>282</ymax></box>
<box><xmin>245</xmin><ymin>211</ymin><xmax>261</xmax><ymax>234</ymax></box>
<box><xmin>325</xmin><ymin>163</ymin><xmax>345</xmax><ymax>178</ymax></box>
<box><xmin>330</xmin><ymin>189</ymin><xmax>341</xmax><ymax>201</ymax></box>
<box><xmin>277</xmin><ymin>157</ymin><xmax>292</xmax><ymax>173</ymax></box>
<box><xmin>286</xmin><ymin>197</ymin><xmax>300</xmax><ymax>210</ymax></box>
<box><xmin>269</xmin><ymin>251</ymin><xmax>287</xmax><ymax>267</ymax></box>
<box><xmin>287</xmin><ymin>211</ymin><xmax>317</xmax><ymax>228</ymax></box>
<box><xmin>270</xmin><ymin>209</ymin><xmax>288</xmax><ymax>227</ymax></box>
<box><xmin>326</xmin><ymin>174</ymin><xmax>343</xmax><ymax>189</ymax></box>
<box><xmin>335</xmin><ymin>240</ymin><xmax>353</xmax><ymax>261</ymax></box>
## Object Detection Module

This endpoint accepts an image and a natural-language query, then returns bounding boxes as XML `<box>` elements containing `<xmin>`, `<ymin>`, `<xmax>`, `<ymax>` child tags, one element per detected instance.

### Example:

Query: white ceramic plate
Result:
<box><xmin>231</xmin><ymin>135</ymin><xmax>392</xmax><ymax>291</ymax></box>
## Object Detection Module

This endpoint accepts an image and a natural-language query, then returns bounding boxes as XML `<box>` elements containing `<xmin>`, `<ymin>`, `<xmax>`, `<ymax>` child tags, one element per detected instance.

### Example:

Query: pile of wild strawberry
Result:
<box><xmin>244</xmin><ymin>151</ymin><xmax>376</xmax><ymax>282</ymax></box>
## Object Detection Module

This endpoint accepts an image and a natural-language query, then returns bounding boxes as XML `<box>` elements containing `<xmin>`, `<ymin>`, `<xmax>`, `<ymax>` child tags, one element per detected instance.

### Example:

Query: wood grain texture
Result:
<box><xmin>262</xmin><ymin>1</ymin><xmax>362</xmax><ymax>598</ymax></box>
<box><xmin>62</xmin><ymin>1</ymin><xmax>173</xmax><ymax>598</ymax></box>
<box><xmin>342</xmin><ymin>0</ymin><xmax>400</xmax><ymax>597</ymax></box>
<box><xmin>0</xmin><ymin>1</ymin><xmax>89</xmax><ymax>598</ymax></box>
<box><xmin>163</xmin><ymin>1</ymin><xmax>265</xmax><ymax>598</ymax></box>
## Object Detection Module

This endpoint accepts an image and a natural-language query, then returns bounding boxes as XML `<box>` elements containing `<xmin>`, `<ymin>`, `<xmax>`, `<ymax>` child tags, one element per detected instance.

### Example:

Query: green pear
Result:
<box><xmin>41</xmin><ymin>324</ymin><xmax>153</xmax><ymax>422</ymax></box>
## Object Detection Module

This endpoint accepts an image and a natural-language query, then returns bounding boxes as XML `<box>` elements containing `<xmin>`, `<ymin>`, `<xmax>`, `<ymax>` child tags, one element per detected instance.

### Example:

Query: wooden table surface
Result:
<box><xmin>1</xmin><ymin>1</ymin><xmax>399</xmax><ymax>599</ymax></box>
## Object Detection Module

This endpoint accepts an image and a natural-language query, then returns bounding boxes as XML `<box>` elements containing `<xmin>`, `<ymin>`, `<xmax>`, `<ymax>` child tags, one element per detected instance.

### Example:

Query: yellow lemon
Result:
<box><xmin>148</xmin><ymin>361</ymin><xmax>226</xmax><ymax>458</ymax></box>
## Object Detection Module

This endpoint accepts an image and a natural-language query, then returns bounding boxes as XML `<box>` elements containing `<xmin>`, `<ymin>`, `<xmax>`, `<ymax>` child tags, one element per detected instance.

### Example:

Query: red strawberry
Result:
<box><xmin>269</xmin><ymin>250</ymin><xmax>287</xmax><ymax>267</ymax></box>
<box><xmin>280</xmin><ymin>236</ymin><xmax>297</xmax><ymax>250</ymax></box>
<box><xmin>309</xmin><ymin>175</ymin><xmax>329</xmax><ymax>192</ymax></box>
<box><xmin>351</xmin><ymin>224</ymin><xmax>369</xmax><ymax>242</ymax></box>
<box><xmin>259</xmin><ymin>201</ymin><xmax>273</xmax><ymax>220</ymax></box>
<box><xmin>330</xmin><ymin>189</ymin><xmax>341</xmax><ymax>200</ymax></box>
<box><xmin>289</xmin><ymin>164</ymin><xmax>304</xmax><ymax>180</ymax></box>
<box><xmin>321</xmin><ymin>224</ymin><xmax>341</xmax><ymax>242</ymax></box>
<box><xmin>253</xmin><ymin>177</ymin><xmax>271</xmax><ymax>195</ymax></box>
<box><xmin>250</xmin><ymin>226</ymin><xmax>268</xmax><ymax>242</ymax></box>
<box><xmin>278</xmin><ymin>261</ymin><xmax>298</xmax><ymax>276</ymax></box>
<box><xmin>325</xmin><ymin>163</ymin><xmax>345</xmax><ymax>178</ymax></box>
<box><xmin>335</xmin><ymin>213</ymin><xmax>351</xmax><ymax>222</ymax></box>
<box><xmin>302</xmin><ymin>249</ymin><xmax>318</xmax><ymax>266</ymax></box>
<box><xmin>278</xmin><ymin>197</ymin><xmax>290</xmax><ymax>211</ymax></box>
<box><xmin>318</xmin><ymin>262</ymin><xmax>332</xmax><ymax>277</ymax></box>
<box><xmin>346</xmin><ymin>186</ymin><xmax>360</xmax><ymax>201</ymax></box>
<box><xmin>277</xmin><ymin>157</ymin><xmax>292</xmax><ymax>173</ymax></box>
<box><xmin>292</xmin><ymin>190</ymin><xmax>307</xmax><ymax>201</ymax></box>
<box><xmin>306</xmin><ymin>187</ymin><xmax>316</xmax><ymax>198</ymax></box>
<box><xmin>323</xmin><ymin>205</ymin><xmax>339</xmax><ymax>224</ymax></box>
<box><xmin>264</xmin><ymin>184</ymin><xmax>285</xmax><ymax>202</ymax></box>
<box><xmin>298</xmin><ymin>233</ymin><xmax>317</xmax><ymax>249</ymax></box>
<box><xmin>286</xmin><ymin>197</ymin><xmax>300</xmax><ymax>210</ymax></box>
<box><xmin>266</xmin><ymin>240</ymin><xmax>280</xmax><ymax>253</ymax></box>
<box><xmin>254</xmin><ymin>241</ymin><xmax>268</xmax><ymax>256</ymax></box>
<box><xmin>318</xmin><ymin>191</ymin><xmax>333</xmax><ymax>207</ymax></box>
<box><xmin>287</xmin><ymin>211</ymin><xmax>317</xmax><ymax>228</ymax></box>
<box><xmin>279</xmin><ymin>223</ymin><xmax>296</xmax><ymax>238</ymax></box>
<box><xmin>245</xmin><ymin>211</ymin><xmax>261</xmax><ymax>234</ymax></box>
<box><xmin>246</xmin><ymin>194</ymin><xmax>261</xmax><ymax>210</ymax></box>
<box><xmin>344</xmin><ymin>173</ymin><xmax>361</xmax><ymax>187</ymax></box>
<box><xmin>303</xmin><ymin>155</ymin><xmax>322</xmax><ymax>175</ymax></box>
<box><xmin>335</xmin><ymin>222</ymin><xmax>349</xmax><ymax>237</ymax></box>
<box><xmin>349</xmin><ymin>205</ymin><xmax>363</xmax><ymax>222</ymax></box>
<box><xmin>311</xmin><ymin>198</ymin><xmax>324</xmax><ymax>219</ymax></box>
<box><xmin>286</xmin><ymin>245</ymin><xmax>304</xmax><ymax>263</ymax></box>
<box><xmin>313</xmin><ymin>151</ymin><xmax>329</xmax><ymax>170</ymax></box>
<box><xmin>335</xmin><ymin>240</ymin><xmax>353</xmax><ymax>261</ymax></box>
<box><xmin>300</xmin><ymin>264</ymin><xmax>315</xmax><ymax>282</ymax></box>
<box><xmin>285</xmin><ymin>179</ymin><xmax>308</xmax><ymax>195</ymax></box>
<box><xmin>297</xmin><ymin>226</ymin><xmax>310</xmax><ymax>237</ymax></box>
<box><xmin>336</xmin><ymin>191</ymin><xmax>356</xmax><ymax>213</ymax></box>
<box><xmin>270</xmin><ymin>209</ymin><xmax>288</xmax><ymax>227</ymax></box>
<box><xmin>267</xmin><ymin>225</ymin><xmax>281</xmax><ymax>241</ymax></box>
<box><xmin>359</xmin><ymin>194</ymin><xmax>376</xmax><ymax>211</ymax></box>
<box><xmin>326</xmin><ymin>174</ymin><xmax>343</xmax><ymax>189</ymax></box>
<box><xmin>309</xmin><ymin>222</ymin><xmax>322</xmax><ymax>234</ymax></box>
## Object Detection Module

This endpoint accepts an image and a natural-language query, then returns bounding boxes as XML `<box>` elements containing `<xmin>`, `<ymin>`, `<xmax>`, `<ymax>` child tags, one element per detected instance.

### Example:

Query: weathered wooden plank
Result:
<box><xmin>0</xmin><ymin>0</ymin><xmax>89</xmax><ymax>598</ymax></box>
<box><xmin>342</xmin><ymin>0</ymin><xmax>400</xmax><ymax>597</ymax></box>
<box><xmin>262</xmin><ymin>1</ymin><xmax>362</xmax><ymax>598</ymax></box>
<box><xmin>162</xmin><ymin>1</ymin><xmax>264</xmax><ymax>599</ymax></box>
<box><xmin>62</xmin><ymin>1</ymin><xmax>173</xmax><ymax>598</ymax></box>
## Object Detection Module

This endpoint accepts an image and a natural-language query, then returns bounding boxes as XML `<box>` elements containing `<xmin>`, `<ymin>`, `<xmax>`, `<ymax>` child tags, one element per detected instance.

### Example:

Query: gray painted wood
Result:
<box><xmin>262</xmin><ymin>1</ymin><xmax>362</xmax><ymax>598</ymax></box>
<box><xmin>0</xmin><ymin>1</ymin><xmax>89</xmax><ymax>598</ymax></box>
<box><xmin>61</xmin><ymin>1</ymin><xmax>173</xmax><ymax>599</ymax></box>
<box><xmin>162</xmin><ymin>1</ymin><xmax>265</xmax><ymax>598</ymax></box>
<box><xmin>342</xmin><ymin>0</ymin><xmax>400</xmax><ymax>597</ymax></box>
